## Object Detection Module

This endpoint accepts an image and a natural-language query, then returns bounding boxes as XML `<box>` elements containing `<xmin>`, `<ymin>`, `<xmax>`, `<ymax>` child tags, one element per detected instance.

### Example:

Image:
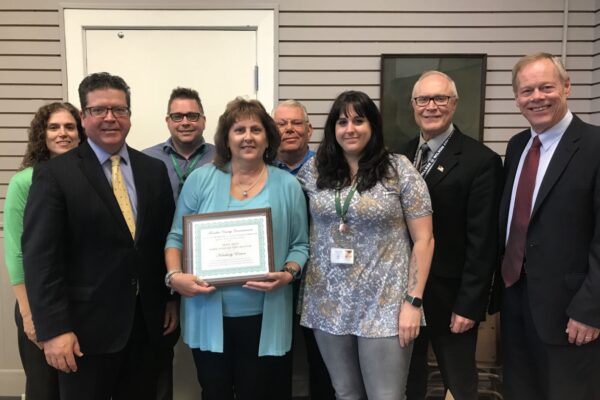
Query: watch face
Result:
<box><xmin>406</xmin><ymin>295</ymin><xmax>422</xmax><ymax>307</ymax></box>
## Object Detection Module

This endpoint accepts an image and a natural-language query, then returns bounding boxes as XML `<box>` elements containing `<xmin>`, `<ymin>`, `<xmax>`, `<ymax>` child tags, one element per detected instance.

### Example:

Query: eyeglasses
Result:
<box><xmin>413</xmin><ymin>96</ymin><xmax>455</xmax><ymax>107</ymax></box>
<box><xmin>85</xmin><ymin>106</ymin><xmax>131</xmax><ymax>118</ymax></box>
<box><xmin>168</xmin><ymin>112</ymin><xmax>203</xmax><ymax>122</ymax></box>
<box><xmin>275</xmin><ymin>119</ymin><xmax>307</xmax><ymax>128</ymax></box>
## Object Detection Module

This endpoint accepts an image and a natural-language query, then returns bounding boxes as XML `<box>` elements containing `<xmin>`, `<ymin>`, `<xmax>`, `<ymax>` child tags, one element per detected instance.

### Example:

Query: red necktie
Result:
<box><xmin>502</xmin><ymin>135</ymin><xmax>541</xmax><ymax>287</ymax></box>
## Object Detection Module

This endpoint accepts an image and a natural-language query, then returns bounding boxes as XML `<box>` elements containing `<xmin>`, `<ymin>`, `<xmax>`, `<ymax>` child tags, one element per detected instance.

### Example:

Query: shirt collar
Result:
<box><xmin>275</xmin><ymin>149</ymin><xmax>315</xmax><ymax>173</ymax></box>
<box><xmin>418</xmin><ymin>123</ymin><xmax>454</xmax><ymax>153</ymax></box>
<box><xmin>162</xmin><ymin>137</ymin><xmax>206</xmax><ymax>158</ymax></box>
<box><xmin>530</xmin><ymin>110</ymin><xmax>572</xmax><ymax>150</ymax></box>
<box><xmin>88</xmin><ymin>139</ymin><xmax>130</xmax><ymax>165</ymax></box>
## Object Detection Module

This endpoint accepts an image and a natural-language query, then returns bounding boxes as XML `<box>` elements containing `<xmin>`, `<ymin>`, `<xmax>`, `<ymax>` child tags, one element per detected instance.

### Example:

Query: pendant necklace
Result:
<box><xmin>237</xmin><ymin>165</ymin><xmax>266</xmax><ymax>197</ymax></box>
<box><xmin>335</xmin><ymin>178</ymin><xmax>359</xmax><ymax>234</ymax></box>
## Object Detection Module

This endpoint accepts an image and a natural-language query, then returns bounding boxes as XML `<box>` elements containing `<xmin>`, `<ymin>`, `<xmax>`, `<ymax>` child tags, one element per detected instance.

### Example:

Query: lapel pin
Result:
<box><xmin>437</xmin><ymin>165</ymin><xmax>444</xmax><ymax>172</ymax></box>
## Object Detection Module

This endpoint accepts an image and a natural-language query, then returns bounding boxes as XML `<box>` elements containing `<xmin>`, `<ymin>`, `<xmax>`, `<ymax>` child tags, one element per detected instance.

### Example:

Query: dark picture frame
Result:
<box><xmin>183</xmin><ymin>208</ymin><xmax>275</xmax><ymax>286</ymax></box>
<box><xmin>380</xmin><ymin>54</ymin><xmax>487</xmax><ymax>152</ymax></box>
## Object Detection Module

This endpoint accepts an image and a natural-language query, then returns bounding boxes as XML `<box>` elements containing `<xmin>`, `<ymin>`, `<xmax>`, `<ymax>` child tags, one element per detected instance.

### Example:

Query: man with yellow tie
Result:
<box><xmin>22</xmin><ymin>72</ymin><xmax>176</xmax><ymax>400</ymax></box>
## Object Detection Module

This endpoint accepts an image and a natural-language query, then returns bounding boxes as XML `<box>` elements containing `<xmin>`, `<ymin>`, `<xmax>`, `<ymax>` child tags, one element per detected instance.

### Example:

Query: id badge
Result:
<box><xmin>331</xmin><ymin>248</ymin><xmax>354</xmax><ymax>265</ymax></box>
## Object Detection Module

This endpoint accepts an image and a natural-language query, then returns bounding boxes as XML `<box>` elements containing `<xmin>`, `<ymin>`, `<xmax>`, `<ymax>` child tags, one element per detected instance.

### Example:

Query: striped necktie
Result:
<box><xmin>110</xmin><ymin>155</ymin><xmax>136</xmax><ymax>239</ymax></box>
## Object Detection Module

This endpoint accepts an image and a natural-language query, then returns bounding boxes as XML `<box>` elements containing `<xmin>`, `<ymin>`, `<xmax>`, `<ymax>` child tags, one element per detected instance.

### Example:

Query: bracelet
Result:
<box><xmin>165</xmin><ymin>270</ymin><xmax>183</xmax><ymax>288</ymax></box>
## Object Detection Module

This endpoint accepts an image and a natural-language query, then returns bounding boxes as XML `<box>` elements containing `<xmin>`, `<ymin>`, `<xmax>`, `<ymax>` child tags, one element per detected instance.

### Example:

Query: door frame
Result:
<box><xmin>59</xmin><ymin>4</ymin><xmax>278</xmax><ymax>113</ymax></box>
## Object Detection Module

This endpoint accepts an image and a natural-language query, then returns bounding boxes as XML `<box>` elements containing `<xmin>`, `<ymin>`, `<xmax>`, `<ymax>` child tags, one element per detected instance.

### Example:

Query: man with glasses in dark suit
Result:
<box><xmin>23</xmin><ymin>72</ymin><xmax>176</xmax><ymax>400</ymax></box>
<box><xmin>402</xmin><ymin>70</ymin><xmax>503</xmax><ymax>400</ymax></box>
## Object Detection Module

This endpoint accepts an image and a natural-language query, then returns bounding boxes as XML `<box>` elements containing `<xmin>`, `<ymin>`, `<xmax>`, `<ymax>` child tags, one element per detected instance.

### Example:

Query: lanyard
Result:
<box><xmin>335</xmin><ymin>180</ymin><xmax>359</xmax><ymax>224</ymax></box>
<box><xmin>413</xmin><ymin>130</ymin><xmax>454</xmax><ymax>178</ymax></box>
<box><xmin>170</xmin><ymin>149</ymin><xmax>204</xmax><ymax>190</ymax></box>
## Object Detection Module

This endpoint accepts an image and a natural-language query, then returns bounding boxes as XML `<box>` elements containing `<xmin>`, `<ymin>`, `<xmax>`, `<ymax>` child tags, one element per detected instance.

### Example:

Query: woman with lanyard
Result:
<box><xmin>297</xmin><ymin>90</ymin><xmax>434</xmax><ymax>400</ymax></box>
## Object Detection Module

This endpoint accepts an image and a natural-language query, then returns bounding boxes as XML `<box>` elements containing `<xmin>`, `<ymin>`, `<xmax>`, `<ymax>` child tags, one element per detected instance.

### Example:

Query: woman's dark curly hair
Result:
<box><xmin>20</xmin><ymin>102</ymin><xmax>85</xmax><ymax>169</ymax></box>
<box><xmin>213</xmin><ymin>97</ymin><xmax>280</xmax><ymax>171</ymax></box>
<box><xmin>316</xmin><ymin>90</ymin><xmax>396</xmax><ymax>192</ymax></box>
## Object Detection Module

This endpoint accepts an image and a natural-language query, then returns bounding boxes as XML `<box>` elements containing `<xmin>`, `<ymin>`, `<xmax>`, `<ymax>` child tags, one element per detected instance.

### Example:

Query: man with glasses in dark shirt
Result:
<box><xmin>272</xmin><ymin>100</ymin><xmax>335</xmax><ymax>400</ymax></box>
<box><xmin>144</xmin><ymin>87</ymin><xmax>215</xmax><ymax>400</ymax></box>
<box><xmin>144</xmin><ymin>87</ymin><xmax>215</xmax><ymax>202</ymax></box>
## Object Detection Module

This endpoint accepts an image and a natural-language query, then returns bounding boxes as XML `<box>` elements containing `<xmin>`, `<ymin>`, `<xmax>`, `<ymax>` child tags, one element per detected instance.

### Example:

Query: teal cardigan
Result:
<box><xmin>166</xmin><ymin>164</ymin><xmax>309</xmax><ymax>356</ymax></box>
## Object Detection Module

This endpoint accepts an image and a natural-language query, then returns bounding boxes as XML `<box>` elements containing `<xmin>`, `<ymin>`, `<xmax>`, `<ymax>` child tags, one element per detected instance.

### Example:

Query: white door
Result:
<box><xmin>85</xmin><ymin>28</ymin><xmax>257</xmax><ymax>149</ymax></box>
<box><xmin>63</xmin><ymin>8</ymin><xmax>276</xmax><ymax>150</ymax></box>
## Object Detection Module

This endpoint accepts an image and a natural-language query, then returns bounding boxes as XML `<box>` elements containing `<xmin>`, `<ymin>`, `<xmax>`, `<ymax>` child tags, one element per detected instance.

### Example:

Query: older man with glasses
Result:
<box><xmin>272</xmin><ymin>100</ymin><xmax>336</xmax><ymax>400</ymax></box>
<box><xmin>401</xmin><ymin>70</ymin><xmax>503</xmax><ymax>400</ymax></box>
<box><xmin>144</xmin><ymin>87</ymin><xmax>215</xmax><ymax>200</ymax></box>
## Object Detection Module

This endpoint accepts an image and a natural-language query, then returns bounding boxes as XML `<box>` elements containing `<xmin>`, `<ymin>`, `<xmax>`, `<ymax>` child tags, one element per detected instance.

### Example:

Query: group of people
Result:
<box><xmin>3</xmin><ymin>51</ymin><xmax>599</xmax><ymax>400</ymax></box>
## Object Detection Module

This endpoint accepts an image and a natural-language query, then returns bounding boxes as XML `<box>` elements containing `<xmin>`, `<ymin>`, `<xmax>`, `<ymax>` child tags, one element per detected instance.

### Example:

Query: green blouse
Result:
<box><xmin>4</xmin><ymin>167</ymin><xmax>33</xmax><ymax>285</ymax></box>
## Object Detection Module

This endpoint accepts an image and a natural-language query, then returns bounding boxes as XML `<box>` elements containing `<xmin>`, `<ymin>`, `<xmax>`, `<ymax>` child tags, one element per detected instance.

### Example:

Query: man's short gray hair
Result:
<box><xmin>272</xmin><ymin>99</ymin><xmax>310</xmax><ymax>122</ymax></box>
<box><xmin>411</xmin><ymin>70</ymin><xmax>459</xmax><ymax>99</ymax></box>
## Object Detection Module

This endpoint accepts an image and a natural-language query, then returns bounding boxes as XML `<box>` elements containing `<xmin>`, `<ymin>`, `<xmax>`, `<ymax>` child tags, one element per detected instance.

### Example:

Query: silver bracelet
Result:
<box><xmin>165</xmin><ymin>270</ymin><xmax>183</xmax><ymax>288</ymax></box>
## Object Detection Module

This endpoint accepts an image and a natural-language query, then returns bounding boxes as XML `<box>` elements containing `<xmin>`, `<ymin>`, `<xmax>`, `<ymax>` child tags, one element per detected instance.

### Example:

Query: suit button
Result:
<box><xmin>130</xmin><ymin>278</ymin><xmax>137</xmax><ymax>286</ymax></box>
<box><xmin>529</xmin><ymin>242</ymin><xmax>537</xmax><ymax>248</ymax></box>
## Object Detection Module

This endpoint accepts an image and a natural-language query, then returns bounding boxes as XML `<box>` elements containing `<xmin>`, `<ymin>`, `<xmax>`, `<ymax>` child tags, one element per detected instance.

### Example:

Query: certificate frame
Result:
<box><xmin>182</xmin><ymin>208</ymin><xmax>275</xmax><ymax>286</ymax></box>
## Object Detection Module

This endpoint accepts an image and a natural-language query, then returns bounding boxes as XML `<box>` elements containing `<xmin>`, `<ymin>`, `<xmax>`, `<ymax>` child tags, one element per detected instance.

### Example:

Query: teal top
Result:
<box><xmin>221</xmin><ymin>190</ymin><xmax>268</xmax><ymax>317</ymax></box>
<box><xmin>166</xmin><ymin>164</ymin><xmax>309</xmax><ymax>356</ymax></box>
<box><xmin>3</xmin><ymin>167</ymin><xmax>33</xmax><ymax>285</ymax></box>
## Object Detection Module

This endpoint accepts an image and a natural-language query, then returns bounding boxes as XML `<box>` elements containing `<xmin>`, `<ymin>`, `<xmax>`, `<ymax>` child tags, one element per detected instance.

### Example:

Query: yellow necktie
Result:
<box><xmin>110</xmin><ymin>155</ymin><xmax>136</xmax><ymax>239</ymax></box>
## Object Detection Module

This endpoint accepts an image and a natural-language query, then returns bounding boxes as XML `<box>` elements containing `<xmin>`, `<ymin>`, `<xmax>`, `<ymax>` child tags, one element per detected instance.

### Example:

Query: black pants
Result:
<box><xmin>406</xmin><ymin>325</ymin><xmax>478</xmax><ymax>400</ymax></box>
<box><xmin>58</xmin><ymin>299</ymin><xmax>160</xmax><ymax>400</ymax></box>
<box><xmin>501</xmin><ymin>276</ymin><xmax>600</xmax><ymax>400</ymax></box>
<box><xmin>291</xmin><ymin>280</ymin><xmax>335</xmax><ymax>400</ymax></box>
<box><xmin>191</xmin><ymin>315</ymin><xmax>290</xmax><ymax>400</ymax></box>
<box><xmin>156</xmin><ymin>324</ymin><xmax>180</xmax><ymax>400</ymax></box>
<box><xmin>14</xmin><ymin>302</ymin><xmax>60</xmax><ymax>400</ymax></box>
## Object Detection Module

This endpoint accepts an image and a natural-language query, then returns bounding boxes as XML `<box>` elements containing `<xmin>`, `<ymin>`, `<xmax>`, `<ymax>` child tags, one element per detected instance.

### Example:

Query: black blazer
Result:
<box><xmin>494</xmin><ymin>115</ymin><xmax>600</xmax><ymax>345</ymax></box>
<box><xmin>400</xmin><ymin>128</ymin><xmax>503</xmax><ymax>329</ymax></box>
<box><xmin>23</xmin><ymin>140</ymin><xmax>175</xmax><ymax>354</ymax></box>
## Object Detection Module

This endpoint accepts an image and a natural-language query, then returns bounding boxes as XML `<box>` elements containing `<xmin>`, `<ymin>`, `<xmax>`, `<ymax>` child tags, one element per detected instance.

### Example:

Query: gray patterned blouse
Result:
<box><xmin>297</xmin><ymin>154</ymin><xmax>432</xmax><ymax>337</ymax></box>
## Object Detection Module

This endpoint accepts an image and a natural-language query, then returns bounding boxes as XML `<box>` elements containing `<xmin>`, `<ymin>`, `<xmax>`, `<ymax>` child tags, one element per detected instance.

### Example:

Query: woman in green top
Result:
<box><xmin>4</xmin><ymin>102</ymin><xmax>84</xmax><ymax>400</ymax></box>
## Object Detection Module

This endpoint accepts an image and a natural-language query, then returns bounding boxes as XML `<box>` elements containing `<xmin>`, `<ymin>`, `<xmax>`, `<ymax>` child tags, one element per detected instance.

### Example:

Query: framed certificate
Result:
<box><xmin>182</xmin><ymin>208</ymin><xmax>275</xmax><ymax>286</ymax></box>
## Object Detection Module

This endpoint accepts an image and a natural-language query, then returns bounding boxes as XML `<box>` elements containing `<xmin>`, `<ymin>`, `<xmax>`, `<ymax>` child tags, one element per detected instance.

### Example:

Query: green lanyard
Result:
<box><xmin>335</xmin><ymin>180</ymin><xmax>359</xmax><ymax>233</ymax></box>
<box><xmin>170</xmin><ymin>150</ymin><xmax>203</xmax><ymax>193</ymax></box>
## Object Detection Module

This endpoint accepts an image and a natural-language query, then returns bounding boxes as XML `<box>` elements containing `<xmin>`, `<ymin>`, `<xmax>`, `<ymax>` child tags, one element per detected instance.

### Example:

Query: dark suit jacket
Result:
<box><xmin>495</xmin><ymin>115</ymin><xmax>600</xmax><ymax>345</ymax></box>
<box><xmin>23</xmin><ymin>140</ymin><xmax>175</xmax><ymax>354</ymax></box>
<box><xmin>400</xmin><ymin>128</ymin><xmax>503</xmax><ymax>332</ymax></box>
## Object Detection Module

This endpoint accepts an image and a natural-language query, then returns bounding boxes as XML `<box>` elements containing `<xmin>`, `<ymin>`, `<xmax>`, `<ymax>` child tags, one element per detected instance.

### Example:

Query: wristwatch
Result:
<box><xmin>404</xmin><ymin>294</ymin><xmax>423</xmax><ymax>308</ymax></box>
<box><xmin>281</xmin><ymin>265</ymin><xmax>301</xmax><ymax>282</ymax></box>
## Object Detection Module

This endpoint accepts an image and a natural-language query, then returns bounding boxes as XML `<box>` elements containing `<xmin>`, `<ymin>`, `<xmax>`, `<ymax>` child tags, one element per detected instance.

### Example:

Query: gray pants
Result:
<box><xmin>314</xmin><ymin>329</ymin><xmax>413</xmax><ymax>400</ymax></box>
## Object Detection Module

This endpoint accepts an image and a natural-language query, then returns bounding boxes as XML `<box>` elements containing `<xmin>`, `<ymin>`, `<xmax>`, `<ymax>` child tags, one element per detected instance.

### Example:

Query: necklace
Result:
<box><xmin>236</xmin><ymin>165</ymin><xmax>266</xmax><ymax>197</ymax></box>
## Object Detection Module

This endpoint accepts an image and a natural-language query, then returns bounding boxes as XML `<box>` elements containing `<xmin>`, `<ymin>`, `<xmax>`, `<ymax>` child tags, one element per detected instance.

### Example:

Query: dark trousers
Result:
<box><xmin>406</xmin><ymin>325</ymin><xmax>478</xmax><ymax>400</ymax></box>
<box><xmin>156</xmin><ymin>324</ymin><xmax>180</xmax><ymax>400</ymax></box>
<box><xmin>501</xmin><ymin>276</ymin><xmax>600</xmax><ymax>400</ymax></box>
<box><xmin>291</xmin><ymin>280</ymin><xmax>335</xmax><ymax>400</ymax></box>
<box><xmin>191</xmin><ymin>315</ymin><xmax>290</xmax><ymax>400</ymax></box>
<box><xmin>58</xmin><ymin>299</ymin><xmax>160</xmax><ymax>400</ymax></box>
<box><xmin>14</xmin><ymin>302</ymin><xmax>60</xmax><ymax>400</ymax></box>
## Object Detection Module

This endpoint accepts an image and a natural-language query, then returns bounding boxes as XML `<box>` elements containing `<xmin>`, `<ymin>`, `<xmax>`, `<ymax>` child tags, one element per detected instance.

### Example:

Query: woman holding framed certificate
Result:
<box><xmin>164</xmin><ymin>97</ymin><xmax>309</xmax><ymax>400</ymax></box>
<box><xmin>4</xmin><ymin>102</ymin><xmax>85</xmax><ymax>400</ymax></box>
<box><xmin>297</xmin><ymin>91</ymin><xmax>434</xmax><ymax>400</ymax></box>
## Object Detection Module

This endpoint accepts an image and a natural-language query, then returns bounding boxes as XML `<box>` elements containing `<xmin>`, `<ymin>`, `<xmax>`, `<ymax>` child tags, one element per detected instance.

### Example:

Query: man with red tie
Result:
<box><xmin>496</xmin><ymin>52</ymin><xmax>600</xmax><ymax>399</ymax></box>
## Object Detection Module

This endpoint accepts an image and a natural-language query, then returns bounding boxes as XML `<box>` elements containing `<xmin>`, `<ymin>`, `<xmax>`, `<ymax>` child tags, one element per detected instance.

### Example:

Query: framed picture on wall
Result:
<box><xmin>380</xmin><ymin>54</ymin><xmax>487</xmax><ymax>153</ymax></box>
